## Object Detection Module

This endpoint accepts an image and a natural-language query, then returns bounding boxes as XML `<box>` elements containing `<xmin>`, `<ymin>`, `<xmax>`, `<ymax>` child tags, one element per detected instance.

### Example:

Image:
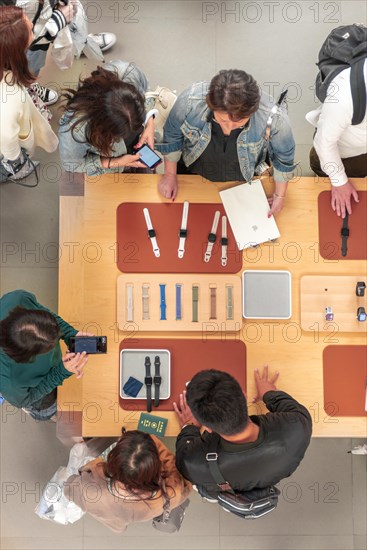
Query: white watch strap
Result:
<box><xmin>126</xmin><ymin>283</ymin><xmax>134</xmax><ymax>322</ymax></box>
<box><xmin>204</xmin><ymin>210</ymin><xmax>220</xmax><ymax>263</ymax></box>
<box><xmin>178</xmin><ymin>201</ymin><xmax>189</xmax><ymax>259</ymax></box>
<box><xmin>221</xmin><ymin>216</ymin><xmax>228</xmax><ymax>267</ymax></box>
<box><xmin>143</xmin><ymin>207</ymin><xmax>160</xmax><ymax>258</ymax></box>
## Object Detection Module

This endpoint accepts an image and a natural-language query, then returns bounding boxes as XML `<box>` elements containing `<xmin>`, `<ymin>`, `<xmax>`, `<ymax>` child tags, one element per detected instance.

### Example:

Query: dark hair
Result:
<box><xmin>206</xmin><ymin>69</ymin><xmax>260</xmax><ymax>121</ymax></box>
<box><xmin>0</xmin><ymin>306</ymin><xmax>61</xmax><ymax>363</ymax></box>
<box><xmin>62</xmin><ymin>66</ymin><xmax>146</xmax><ymax>157</ymax></box>
<box><xmin>103</xmin><ymin>429</ymin><xmax>170</xmax><ymax>499</ymax></box>
<box><xmin>186</xmin><ymin>369</ymin><xmax>249</xmax><ymax>435</ymax></box>
<box><xmin>0</xmin><ymin>6</ymin><xmax>35</xmax><ymax>87</ymax></box>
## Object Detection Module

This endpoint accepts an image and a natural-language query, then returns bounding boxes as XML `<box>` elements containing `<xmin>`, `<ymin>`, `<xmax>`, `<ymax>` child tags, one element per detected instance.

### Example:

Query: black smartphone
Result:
<box><xmin>136</xmin><ymin>144</ymin><xmax>162</xmax><ymax>169</ymax></box>
<box><xmin>69</xmin><ymin>336</ymin><xmax>107</xmax><ymax>354</ymax></box>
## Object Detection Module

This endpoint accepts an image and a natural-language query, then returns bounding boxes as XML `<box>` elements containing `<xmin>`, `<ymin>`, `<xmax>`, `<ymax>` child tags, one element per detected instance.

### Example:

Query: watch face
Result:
<box><xmin>359</xmin><ymin>313</ymin><xmax>367</xmax><ymax>322</ymax></box>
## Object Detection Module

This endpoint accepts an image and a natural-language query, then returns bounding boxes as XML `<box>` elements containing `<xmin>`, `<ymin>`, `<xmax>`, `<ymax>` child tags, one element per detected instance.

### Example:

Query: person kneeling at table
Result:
<box><xmin>64</xmin><ymin>428</ymin><xmax>192</xmax><ymax>533</ymax></box>
<box><xmin>0</xmin><ymin>290</ymin><xmax>88</xmax><ymax>421</ymax></box>
<box><xmin>157</xmin><ymin>69</ymin><xmax>297</xmax><ymax>216</ymax></box>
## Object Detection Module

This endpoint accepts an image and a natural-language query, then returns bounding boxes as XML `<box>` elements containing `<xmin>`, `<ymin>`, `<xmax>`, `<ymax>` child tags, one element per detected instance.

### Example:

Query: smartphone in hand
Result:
<box><xmin>135</xmin><ymin>144</ymin><xmax>162</xmax><ymax>169</ymax></box>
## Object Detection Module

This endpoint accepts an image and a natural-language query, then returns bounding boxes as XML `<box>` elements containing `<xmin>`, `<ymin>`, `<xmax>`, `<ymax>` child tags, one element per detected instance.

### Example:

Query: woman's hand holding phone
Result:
<box><xmin>136</xmin><ymin>116</ymin><xmax>155</xmax><ymax>150</ymax></box>
<box><xmin>63</xmin><ymin>352</ymin><xmax>89</xmax><ymax>379</ymax></box>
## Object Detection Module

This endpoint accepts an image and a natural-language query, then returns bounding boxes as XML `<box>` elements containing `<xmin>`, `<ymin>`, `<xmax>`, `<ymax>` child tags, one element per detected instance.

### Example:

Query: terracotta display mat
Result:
<box><xmin>117</xmin><ymin>274</ymin><xmax>242</xmax><ymax>331</ymax></box>
<box><xmin>300</xmin><ymin>275</ymin><xmax>367</xmax><ymax>333</ymax></box>
<box><xmin>318</xmin><ymin>191</ymin><xmax>367</xmax><ymax>260</ymax></box>
<box><xmin>119</xmin><ymin>338</ymin><xmax>246</xmax><ymax>411</ymax></box>
<box><xmin>116</xmin><ymin>202</ymin><xmax>242</xmax><ymax>273</ymax></box>
<box><xmin>323</xmin><ymin>346</ymin><xmax>367</xmax><ymax>417</ymax></box>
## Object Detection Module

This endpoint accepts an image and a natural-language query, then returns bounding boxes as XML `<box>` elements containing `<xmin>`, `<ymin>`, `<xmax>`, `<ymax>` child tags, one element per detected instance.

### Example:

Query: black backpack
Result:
<box><xmin>315</xmin><ymin>24</ymin><xmax>367</xmax><ymax>125</ymax></box>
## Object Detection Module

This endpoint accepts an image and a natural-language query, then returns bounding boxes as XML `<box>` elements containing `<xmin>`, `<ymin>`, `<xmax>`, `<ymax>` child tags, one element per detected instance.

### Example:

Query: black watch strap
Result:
<box><xmin>144</xmin><ymin>356</ymin><xmax>152</xmax><ymax>412</ymax></box>
<box><xmin>341</xmin><ymin>212</ymin><xmax>349</xmax><ymax>257</ymax></box>
<box><xmin>153</xmin><ymin>355</ymin><xmax>161</xmax><ymax>407</ymax></box>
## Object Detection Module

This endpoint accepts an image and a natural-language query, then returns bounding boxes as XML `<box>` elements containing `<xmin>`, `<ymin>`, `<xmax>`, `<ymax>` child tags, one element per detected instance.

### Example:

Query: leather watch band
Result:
<box><xmin>142</xmin><ymin>284</ymin><xmax>150</xmax><ymax>320</ymax></box>
<box><xmin>176</xmin><ymin>283</ymin><xmax>183</xmax><ymax>320</ymax></box>
<box><xmin>178</xmin><ymin>201</ymin><xmax>189</xmax><ymax>258</ymax></box>
<box><xmin>159</xmin><ymin>284</ymin><xmax>167</xmax><ymax>320</ymax></box>
<box><xmin>192</xmin><ymin>285</ymin><xmax>199</xmax><ymax>322</ymax></box>
<box><xmin>144</xmin><ymin>356</ymin><xmax>153</xmax><ymax>413</ymax></box>
<box><xmin>143</xmin><ymin>208</ymin><xmax>160</xmax><ymax>258</ymax></box>
<box><xmin>126</xmin><ymin>283</ymin><xmax>134</xmax><ymax>322</ymax></box>
<box><xmin>154</xmin><ymin>355</ymin><xmax>161</xmax><ymax>407</ymax></box>
<box><xmin>210</xmin><ymin>285</ymin><xmax>217</xmax><ymax>320</ymax></box>
<box><xmin>341</xmin><ymin>212</ymin><xmax>349</xmax><ymax>257</ymax></box>
<box><xmin>226</xmin><ymin>284</ymin><xmax>233</xmax><ymax>320</ymax></box>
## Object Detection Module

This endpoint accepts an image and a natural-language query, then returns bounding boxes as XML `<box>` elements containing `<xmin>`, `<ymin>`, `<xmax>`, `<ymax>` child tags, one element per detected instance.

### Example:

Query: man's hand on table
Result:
<box><xmin>268</xmin><ymin>194</ymin><xmax>285</xmax><ymax>217</ymax></box>
<box><xmin>158</xmin><ymin>173</ymin><xmax>178</xmax><ymax>201</ymax></box>
<box><xmin>252</xmin><ymin>365</ymin><xmax>279</xmax><ymax>402</ymax></box>
<box><xmin>173</xmin><ymin>390</ymin><xmax>201</xmax><ymax>429</ymax></box>
<box><xmin>331</xmin><ymin>181</ymin><xmax>359</xmax><ymax>218</ymax></box>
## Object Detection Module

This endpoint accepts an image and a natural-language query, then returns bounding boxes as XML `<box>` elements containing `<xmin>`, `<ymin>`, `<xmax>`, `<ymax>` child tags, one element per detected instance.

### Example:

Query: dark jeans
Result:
<box><xmin>310</xmin><ymin>147</ymin><xmax>367</xmax><ymax>179</ymax></box>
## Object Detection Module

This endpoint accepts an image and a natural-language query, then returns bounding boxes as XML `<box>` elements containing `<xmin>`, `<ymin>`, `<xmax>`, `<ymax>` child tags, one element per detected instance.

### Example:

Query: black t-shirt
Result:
<box><xmin>178</xmin><ymin>113</ymin><xmax>246</xmax><ymax>182</ymax></box>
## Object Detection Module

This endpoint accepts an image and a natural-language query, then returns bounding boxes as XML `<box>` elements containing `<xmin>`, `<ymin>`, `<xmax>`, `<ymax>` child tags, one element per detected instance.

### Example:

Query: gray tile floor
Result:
<box><xmin>1</xmin><ymin>1</ymin><xmax>366</xmax><ymax>548</ymax></box>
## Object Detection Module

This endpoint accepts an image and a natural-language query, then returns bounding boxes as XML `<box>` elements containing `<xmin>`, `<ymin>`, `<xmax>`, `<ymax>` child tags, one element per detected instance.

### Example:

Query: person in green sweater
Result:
<box><xmin>0</xmin><ymin>290</ymin><xmax>89</xmax><ymax>420</ymax></box>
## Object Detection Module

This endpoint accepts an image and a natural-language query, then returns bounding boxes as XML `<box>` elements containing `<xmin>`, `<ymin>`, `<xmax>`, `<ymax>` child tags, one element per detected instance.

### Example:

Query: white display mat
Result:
<box><xmin>120</xmin><ymin>349</ymin><xmax>171</xmax><ymax>399</ymax></box>
<box><xmin>242</xmin><ymin>270</ymin><xmax>292</xmax><ymax>319</ymax></box>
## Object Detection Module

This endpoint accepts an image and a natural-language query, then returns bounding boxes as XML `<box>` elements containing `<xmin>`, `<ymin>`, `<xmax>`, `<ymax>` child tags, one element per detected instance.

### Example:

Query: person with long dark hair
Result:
<box><xmin>0</xmin><ymin>0</ymin><xmax>117</xmax><ymax>105</ymax></box>
<box><xmin>0</xmin><ymin>290</ymin><xmax>89</xmax><ymax>420</ymax></box>
<box><xmin>65</xmin><ymin>429</ymin><xmax>192</xmax><ymax>533</ymax></box>
<box><xmin>0</xmin><ymin>4</ymin><xmax>58</xmax><ymax>182</ymax></box>
<box><xmin>59</xmin><ymin>61</ymin><xmax>157</xmax><ymax>176</ymax></box>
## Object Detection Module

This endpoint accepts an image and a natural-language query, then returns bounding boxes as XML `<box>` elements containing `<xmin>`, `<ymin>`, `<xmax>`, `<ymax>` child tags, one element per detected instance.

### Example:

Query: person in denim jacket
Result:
<box><xmin>58</xmin><ymin>60</ymin><xmax>156</xmax><ymax>176</ymax></box>
<box><xmin>158</xmin><ymin>70</ymin><xmax>297</xmax><ymax>216</ymax></box>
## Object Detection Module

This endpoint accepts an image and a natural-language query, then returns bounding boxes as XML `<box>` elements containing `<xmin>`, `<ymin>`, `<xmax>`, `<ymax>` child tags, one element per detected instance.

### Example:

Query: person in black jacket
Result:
<box><xmin>173</xmin><ymin>366</ymin><xmax>312</xmax><ymax>499</ymax></box>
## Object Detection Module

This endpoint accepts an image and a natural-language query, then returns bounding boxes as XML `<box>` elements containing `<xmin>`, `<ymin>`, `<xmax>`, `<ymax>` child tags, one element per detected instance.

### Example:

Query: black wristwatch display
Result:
<box><xmin>144</xmin><ymin>356</ymin><xmax>153</xmax><ymax>412</ymax></box>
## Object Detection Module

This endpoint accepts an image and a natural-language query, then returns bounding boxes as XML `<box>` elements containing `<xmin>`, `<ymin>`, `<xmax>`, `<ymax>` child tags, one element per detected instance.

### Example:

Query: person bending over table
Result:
<box><xmin>0</xmin><ymin>290</ymin><xmax>89</xmax><ymax>421</ymax></box>
<box><xmin>65</xmin><ymin>428</ymin><xmax>192</xmax><ymax>533</ymax></box>
<box><xmin>157</xmin><ymin>69</ymin><xmax>297</xmax><ymax>216</ymax></box>
<box><xmin>173</xmin><ymin>366</ymin><xmax>312</xmax><ymax>501</ymax></box>
<box><xmin>58</xmin><ymin>60</ymin><xmax>156</xmax><ymax>176</ymax></box>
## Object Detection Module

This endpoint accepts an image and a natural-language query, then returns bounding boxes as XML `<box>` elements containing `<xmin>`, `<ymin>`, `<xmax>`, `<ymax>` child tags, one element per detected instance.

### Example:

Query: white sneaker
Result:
<box><xmin>88</xmin><ymin>32</ymin><xmax>117</xmax><ymax>52</ymax></box>
<box><xmin>29</xmin><ymin>83</ymin><xmax>59</xmax><ymax>105</ymax></box>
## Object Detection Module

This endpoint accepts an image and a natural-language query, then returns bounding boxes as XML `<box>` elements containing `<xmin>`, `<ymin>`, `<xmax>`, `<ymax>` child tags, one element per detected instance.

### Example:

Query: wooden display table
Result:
<box><xmin>57</xmin><ymin>175</ymin><xmax>367</xmax><ymax>443</ymax></box>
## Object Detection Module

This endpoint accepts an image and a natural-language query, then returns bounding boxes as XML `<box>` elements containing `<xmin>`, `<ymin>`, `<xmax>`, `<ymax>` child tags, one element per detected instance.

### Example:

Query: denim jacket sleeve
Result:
<box><xmin>157</xmin><ymin>85</ymin><xmax>194</xmax><ymax>162</ymax></box>
<box><xmin>58</xmin><ymin>117</ymin><xmax>106</xmax><ymax>176</ymax></box>
<box><xmin>268</xmin><ymin>109</ymin><xmax>297</xmax><ymax>182</ymax></box>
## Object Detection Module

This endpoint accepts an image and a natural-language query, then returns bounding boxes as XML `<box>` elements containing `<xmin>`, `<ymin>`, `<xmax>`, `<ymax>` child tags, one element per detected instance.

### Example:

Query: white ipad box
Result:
<box><xmin>219</xmin><ymin>180</ymin><xmax>280</xmax><ymax>250</ymax></box>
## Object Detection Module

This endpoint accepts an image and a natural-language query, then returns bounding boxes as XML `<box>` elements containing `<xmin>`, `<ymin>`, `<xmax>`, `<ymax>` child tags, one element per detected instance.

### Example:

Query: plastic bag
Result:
<box><xmin>51</xmin><ymin>26</ymin><xmax>74</xmax><ymax>70</ymax></box>
<box><xmin>69</xmin><ymin>0</ymin><xmax>104</xmax><ymax>62</ymax></box>
<box><xmin>35</xmin><ymin>443</ymin><xmax>96</xmax><ymax>525</ymax></box>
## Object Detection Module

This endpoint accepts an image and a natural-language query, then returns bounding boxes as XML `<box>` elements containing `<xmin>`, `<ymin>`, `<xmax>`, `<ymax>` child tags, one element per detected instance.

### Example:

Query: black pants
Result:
<box><xmin>310</xmin><ymin>147</ymin><xmax>367</xmax><ymax>179</ymax></box>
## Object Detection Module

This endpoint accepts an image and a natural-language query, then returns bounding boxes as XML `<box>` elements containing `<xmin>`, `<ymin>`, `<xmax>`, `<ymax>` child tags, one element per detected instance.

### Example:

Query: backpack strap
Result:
<box><xmin>205</xmin><ymin>434</ymin><xmax>234</xmax><ymax>493</ymax></box>
<box><xmin>351</xmin><ymin>58</ymin><xmax>366</xmax><ymax>125</ymax></box>
<box><xmin>32</xmin><ymin>0</ymin><xmax>45</xmax><ymax>26</ymax></box>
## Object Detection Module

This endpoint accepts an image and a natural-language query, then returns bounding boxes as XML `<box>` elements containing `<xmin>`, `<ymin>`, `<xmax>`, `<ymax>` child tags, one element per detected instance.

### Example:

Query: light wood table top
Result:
<box><xmin>58</xmin><ymin>175</ymin><xmax>367</xmax><ymax>438</ymax></box>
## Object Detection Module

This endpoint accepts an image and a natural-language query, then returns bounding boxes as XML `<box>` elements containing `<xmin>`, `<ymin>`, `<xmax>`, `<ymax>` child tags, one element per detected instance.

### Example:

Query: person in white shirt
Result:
<box><xmin>306</xmin><ymin>59</ymin><xmax>366</xmax><ymax>218</ymax></box>
<box><xmin>0</xmin><ymin>5</ymin><xmax>58</xmax><ymax>181</ymax></box>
